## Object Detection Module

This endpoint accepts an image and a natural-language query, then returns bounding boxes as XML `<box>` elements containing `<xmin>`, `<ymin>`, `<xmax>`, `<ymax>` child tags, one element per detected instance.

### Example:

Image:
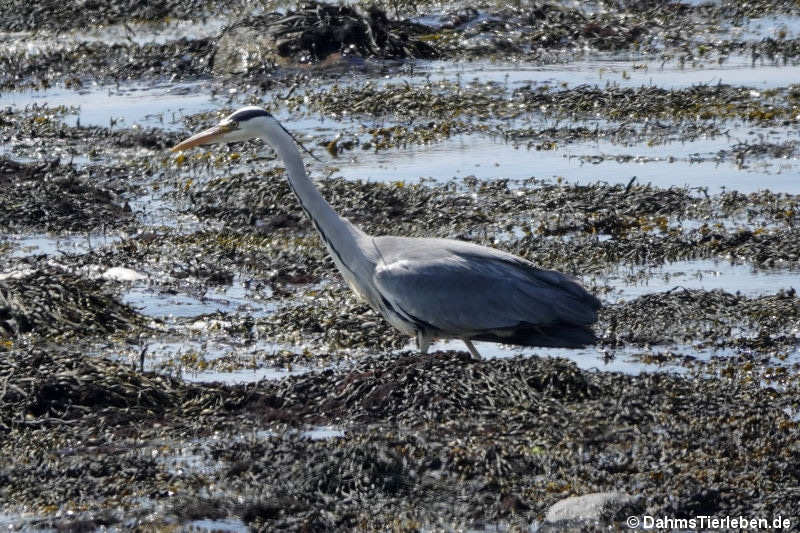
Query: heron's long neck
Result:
<box><xmin>262</xmin><ymin>123</ymin><xmax>374</xmax><ymax>281</ymax></box>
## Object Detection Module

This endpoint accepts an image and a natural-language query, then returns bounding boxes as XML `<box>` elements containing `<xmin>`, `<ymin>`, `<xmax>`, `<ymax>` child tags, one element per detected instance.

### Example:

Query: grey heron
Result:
<box><xmin>172</xmin><ymin>106</ymin><xmax>601</xmax><ymax>359</ymax></box>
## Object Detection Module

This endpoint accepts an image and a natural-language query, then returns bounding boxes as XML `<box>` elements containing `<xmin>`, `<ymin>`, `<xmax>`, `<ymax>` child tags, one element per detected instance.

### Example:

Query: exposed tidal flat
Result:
<box><xmin>1</xmin><ymin>0</ymin><xmax>800</xmax><ymax>530</ymax></box>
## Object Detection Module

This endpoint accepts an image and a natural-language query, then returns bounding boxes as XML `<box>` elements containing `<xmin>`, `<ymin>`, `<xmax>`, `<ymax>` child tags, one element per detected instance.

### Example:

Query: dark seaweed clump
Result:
<box><xmin>0</xmin><ymin>39</ymin><xmax>215</xmax><ymax>88</ymax></box>
<box><xmin>0</xmin><ymin>0</ymin><xmax>232</xmax><ymax>32</ymax></box>
<box><xmin>253</xmin><ymin>351</ymin><xmax>595</xmax><ymax>424</ymax></box>
<box><xmin>210</xmin><ymin>1</ymin><xmax>439</xmax><ymax>77</ymax></box>
<box><xmin>0</xmin><ymin>158</ymin><xmax>133</xmax><ymax>232</ymax></box>
<box><xmin>0</xmin><ymin>347</ymin><xmax>260</xmax><ymax>430</ymax></box>
<box><xmin>228</xmin><ymin>1</ymin><xmax>438</xmax><ymax>63</ymax></box>
<box><xmin>0</xmin><ymin>269</ymin><xmax>143</xmax><ymax>339</ymax></box>
<box><xmin>602</xmin><ymin>288</ymin><xmax>800</xmax><ymax>350</ymax></box>
<box><xmin>0</xmin><ymin>348</ymin><xmax>178</xmax><ymax>430</ymax></box>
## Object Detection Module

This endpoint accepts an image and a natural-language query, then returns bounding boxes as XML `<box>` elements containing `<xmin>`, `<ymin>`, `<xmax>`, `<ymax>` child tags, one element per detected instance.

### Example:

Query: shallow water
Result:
<box><xmin>0</xmin><ymin>81</ymin><xmax>217</xmax><ymax>129</ymax></box>
<box><xmin>303</xmin><ymin>426</ymin><xmax>345</xmax><ymax>439</ymax></box>
<box><xmin>122</xmin><ymin>279</ymin><xmax>273</xmax><ymax>319</ymax></box>
<box><xmin>597</xmin><ymin>258</ymin><xmax>800</xmax><ymax>301</ymax></box>
<box><xmin>726</xmin><ymin>14</ymin><xmax>800</xmax><ymax>40</ymax></box>
<box><xmin>429</xmin><ymin>338</ymin><xmax>800</xmax><ymax>377</ymax></box>
<box><xmin>187</xmin><ymin>518</ymin><xmax>250</xmax><ymax>532</ymax></box>
<box><xmin>334</xmin><ymin>131</ymin><xmax>800</xmax><ymax>193</ymax></box>
<box><xmin>7</xmin><ymin>232</ymin><xmax>123</xmax><ymax>257</ymax></box>
<box><xmin>425</xmin><ymin>338</ymin><xmax>695</xmax><ymax>375</ymax></box>
<box><xmin>0</xmin><ymin>514</ymin><xmax>20</xmax><ymax>527</ymax></box>
<box><xmin>181</xmin><ymin>365</ymin><xmax>309</xmax><ymax>383</ymax></box>
<box><xmin>135</xmin><ymin>337</ymin><xmax>309</xmax><ymax>384</ymax></box>
<box><xmin>407</xmin><ymin>57</ymin><xmax>800</xmax><ymax>91</ymax></box>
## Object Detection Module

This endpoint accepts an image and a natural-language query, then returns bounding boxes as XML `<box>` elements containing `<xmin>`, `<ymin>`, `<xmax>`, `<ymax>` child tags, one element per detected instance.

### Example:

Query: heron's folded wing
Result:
<box><xmin>372</xmin><ymin>240</ymin><xmax>598</xmax><ymax>335</ymax></box>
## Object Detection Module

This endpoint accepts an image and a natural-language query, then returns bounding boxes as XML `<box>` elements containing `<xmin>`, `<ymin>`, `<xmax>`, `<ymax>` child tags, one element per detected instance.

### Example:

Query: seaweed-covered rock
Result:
<box><xmin>213</xmin><ymin>1</ymin><xmax>438</xmax><ymax>75</ymax></box>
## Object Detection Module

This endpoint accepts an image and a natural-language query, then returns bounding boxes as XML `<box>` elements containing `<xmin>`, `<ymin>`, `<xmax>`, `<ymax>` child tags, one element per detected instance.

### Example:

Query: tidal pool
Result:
<box><xmin>0</xmin><ymin>81</ymin><xmax>217</xmax><ymax>129</ymax></box>
<box><xmin>7</xmin><ymin>232</ymin><xmax>123</xmax><ymax>257</ymax></box>
<box><xmin>597</xmin><ymin>258</ymin><xmax>800</xmax><ymax>301</ymax></box>
<box><xmin>333</xmin><ymin>131</ymin><xmax>800</xmax><ymax>194</ymax></box>
<box><xmin>406</xmin><ymin>57</ymin><xmax>800</xmax><ymax>91</ymax></box>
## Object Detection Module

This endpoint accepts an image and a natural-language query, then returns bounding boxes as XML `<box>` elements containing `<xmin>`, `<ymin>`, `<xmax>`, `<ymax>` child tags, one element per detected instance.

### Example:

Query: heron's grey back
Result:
<box><xmin>372</xmin><ymin>236</ymin><xmax>600</xmax><ymax>336</ymax></box>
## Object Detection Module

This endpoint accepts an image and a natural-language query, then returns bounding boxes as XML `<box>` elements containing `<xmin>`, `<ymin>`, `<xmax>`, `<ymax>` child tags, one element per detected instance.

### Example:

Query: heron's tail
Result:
<box><xmin>472</xmin><ymin>323</ymin><xmax>597</xmax><ymax>349</ymax></box>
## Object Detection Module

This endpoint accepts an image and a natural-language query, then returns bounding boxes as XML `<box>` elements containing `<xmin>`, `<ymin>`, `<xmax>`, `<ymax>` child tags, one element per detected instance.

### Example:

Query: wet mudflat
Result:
<box><xmin>1</xmin><ymin>0</ymin><xmax>800</xmax><ymax>531</ymax></box>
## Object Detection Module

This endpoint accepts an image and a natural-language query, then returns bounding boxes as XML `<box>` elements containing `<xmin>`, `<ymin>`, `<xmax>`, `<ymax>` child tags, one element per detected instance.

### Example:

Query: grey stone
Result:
<box><xmin>542</xmin><ymin>491</ymin><xmax>641</xmax><ymax>529</ymax></box>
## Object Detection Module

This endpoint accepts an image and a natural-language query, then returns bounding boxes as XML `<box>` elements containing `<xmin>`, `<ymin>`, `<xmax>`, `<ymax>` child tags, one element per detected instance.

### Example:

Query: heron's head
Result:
<box><xmin>171</xmin><ymin>106</ymin><xmax>276</xmax><ymax>152</ymax></box>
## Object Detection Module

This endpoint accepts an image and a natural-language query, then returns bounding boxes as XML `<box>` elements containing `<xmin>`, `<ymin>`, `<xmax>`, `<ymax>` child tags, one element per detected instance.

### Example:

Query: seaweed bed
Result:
<box><xmin>1</xmin><ymin>348</ymin><xmax>799</xmax><ymax>530</ymax></box>
<box><xmin>1</xmin><ymin>0</ymin><xmax>800</xmax><ymax>531</ymax></box>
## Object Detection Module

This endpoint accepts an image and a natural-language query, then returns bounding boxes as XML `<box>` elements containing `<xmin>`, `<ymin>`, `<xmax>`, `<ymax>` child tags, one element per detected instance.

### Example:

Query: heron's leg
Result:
<box><xmin>417</xmin><ymin>330</ymin><xmax>432</xmax><ymax>355</ymax></box>
<box><xmin>463</xmin><ymin>339</ymin><xmax>482</xmax><ymax>360</ymax></box>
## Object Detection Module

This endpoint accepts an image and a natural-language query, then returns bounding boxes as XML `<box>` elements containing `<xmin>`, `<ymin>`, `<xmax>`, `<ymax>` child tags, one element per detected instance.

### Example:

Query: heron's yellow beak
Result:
<box><xmin>171</xmin><ymin>123</ymin><xmax>233</xmax><ymax>152</ymax></box>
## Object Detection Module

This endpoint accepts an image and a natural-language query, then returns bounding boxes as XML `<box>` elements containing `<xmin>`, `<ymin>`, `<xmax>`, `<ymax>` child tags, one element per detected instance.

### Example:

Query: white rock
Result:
<box><xmin>544</xmin><ymin>491</ymin><xmax>638</xmax><ymax>524</ymax></box>
<box><xmin>101</xmin><ymin>267</ymin><xmax>146</xmax><ymax>282</ymax></box>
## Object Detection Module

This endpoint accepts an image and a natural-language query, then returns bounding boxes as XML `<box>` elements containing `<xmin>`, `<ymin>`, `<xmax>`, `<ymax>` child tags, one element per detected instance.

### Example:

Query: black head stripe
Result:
<box><xmin>276</xmin><ymin>120</ymin><xmax>322</xmax><ymax>162</ymax></box>
<box><xmin>229</xmin><ymin>108</ymin><xmax>272</xmax><ymax>122</ymax></box>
